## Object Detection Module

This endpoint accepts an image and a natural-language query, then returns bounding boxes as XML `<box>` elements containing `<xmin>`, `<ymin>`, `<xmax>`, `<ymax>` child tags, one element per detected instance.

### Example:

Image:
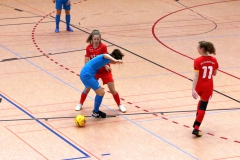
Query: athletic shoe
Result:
<box><xmin>119</xmin><ymin>104</ymin><xmax>126</xmax><ymax>113</ymax></box>
<box><xmin>92</xmin><ymin>110</ymin><xmax>106</xmax><ymax>118</ymax></box>
<box><xmin>192</xmin><ymin>129</ymin><xmax>202</xmax><ymax>137</ymax></box>
<box><xmin>75</xmin><ymin>104</ymin><xmax>82</xmax><ymax>111</ymax></box>
<box><xmin>55</xmin><ymin>27</ymin><xmax>59</xmax><ymax>33</ymax></box>
<box><xmin>66</xmin><ymin>27</ymin><xmax>73</xmax><ymax>32</ymax></box>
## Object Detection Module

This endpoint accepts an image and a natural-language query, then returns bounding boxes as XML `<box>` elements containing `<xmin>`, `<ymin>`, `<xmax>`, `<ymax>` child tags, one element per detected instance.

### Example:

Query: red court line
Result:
<box><xmin>152</xmin><ymin>0</ymin><xmax>240</xmax><ymax>81</ymax></box>
<box><xmin>220</xmin><ymin>137</ymin><xmax>228</xmax><ymax>140</ymax></box>
<box><xmin>5</xmin><ymin>126</ymin><xmax>48</xmax><ymax>159</ymax></box>
<box><xmin>29</xmin><ymin>0</ymin><xmax>240</xmax><ymax>146</ymax></box>
<box><xmin>207</xmin><ymin>133</ymin><xmax>214</xmax><ymax>136</ymax></box>
<box><xmin>45</xmin><ymin>122</ymin><xmax>100</xmax><ymax>160</ymax></box>
<box><xmin>119</xmin><ymin>83</ymin><xmax>240</xmax><ymax>98</ymax></box>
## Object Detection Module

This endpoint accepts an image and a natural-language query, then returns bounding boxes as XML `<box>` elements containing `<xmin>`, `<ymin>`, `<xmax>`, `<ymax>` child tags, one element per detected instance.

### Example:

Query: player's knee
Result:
<box><xmin>65</xmin><ymin>10</ymin><xmax>70</xmax><ymax>15</ymax></box>
<box><xmin>109</xmin><ymin>89</ymin><xmax>116</xmax><ymax>95</ymax></box>
<box><xmin>56</xmin><ymin>10</ymin><xmax>61</xmax><ymax>15</ymax></box>
<box><xmin>199</xmin><ymin>100</ymin><xmax>208</xmax><ymax>110</ymax></box>
<box><xmin>99</xmin><ymin>90</ymin><xmax>105</xmax><ymax>96</ymax></box>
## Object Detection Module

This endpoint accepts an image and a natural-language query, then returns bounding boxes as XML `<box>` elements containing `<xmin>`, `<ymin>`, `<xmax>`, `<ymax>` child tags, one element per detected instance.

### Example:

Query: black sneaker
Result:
<box><xmin>92</xmin><ymin>110</ymin><xmax>106</xmax><ymax>118</ymax></box>
<box><xmin>192</xmin><ymin>129</ymin><xmax>202</xmax><ymax>137</ymax></box>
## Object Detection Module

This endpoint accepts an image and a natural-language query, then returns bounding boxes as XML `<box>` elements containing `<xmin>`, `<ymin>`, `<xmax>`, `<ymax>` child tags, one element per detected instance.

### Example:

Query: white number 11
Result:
<box><xmin>202</xmin><ymin>66</ymin><xmax>213</xmax><ymax>79</ymax></box>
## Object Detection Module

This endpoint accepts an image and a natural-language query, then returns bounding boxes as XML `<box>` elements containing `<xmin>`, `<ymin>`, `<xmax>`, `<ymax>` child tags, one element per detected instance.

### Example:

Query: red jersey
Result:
<box><xmin>194</xmin><ymin>56</ymin><xmax>218</xmax><ymax>89</ymax></box>
<box><xmin>85</xmin><ymin>43</ymin><xmax>108</xmax><ymax>59</ymax></box>
<box><xmin>85</xmin><ymin>43</ymin><xmax>108</xmax><ymax>73</ymax></box>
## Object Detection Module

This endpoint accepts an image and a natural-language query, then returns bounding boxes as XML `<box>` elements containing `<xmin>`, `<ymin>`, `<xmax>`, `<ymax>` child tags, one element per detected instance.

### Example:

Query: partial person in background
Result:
<box><xmin>52</xmin><ymin>0</ymin><xmax>73</xmax><ymax>33</ymax></box>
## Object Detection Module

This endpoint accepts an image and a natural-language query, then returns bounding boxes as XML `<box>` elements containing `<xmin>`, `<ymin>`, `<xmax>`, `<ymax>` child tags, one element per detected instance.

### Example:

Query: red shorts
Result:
<box><xmin>95</xmin><ymin>71</ymin><xmax>114</xmax><ymax>85</ymax></box>
<box><xmin>196</xmin><ymin>84</ymin><xmax>213</xmax><ymax>101</ymax></box>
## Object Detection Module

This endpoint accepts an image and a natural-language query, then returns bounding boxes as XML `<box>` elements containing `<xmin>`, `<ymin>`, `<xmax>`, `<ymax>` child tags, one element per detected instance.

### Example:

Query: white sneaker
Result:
<box><xmin>75</xmin><ymin>104</ymin><xmax>82</xmax><ymax>111</ymax></box>
<box><xmin>119</xmin><ymin>104</ymin><xmax>126</xmax><ymax>113</ymax></box>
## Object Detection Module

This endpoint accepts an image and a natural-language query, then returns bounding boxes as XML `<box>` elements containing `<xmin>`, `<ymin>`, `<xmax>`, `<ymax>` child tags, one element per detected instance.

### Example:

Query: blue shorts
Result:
<box><xmin>80</xmin><ymin>75</ymin><xmax>101</xmax><ymax>91</ymax></box>
<box><xmin>56</xmin><ymin>0</ymin><xmax>71</xmax><ymax>10</ymax></box>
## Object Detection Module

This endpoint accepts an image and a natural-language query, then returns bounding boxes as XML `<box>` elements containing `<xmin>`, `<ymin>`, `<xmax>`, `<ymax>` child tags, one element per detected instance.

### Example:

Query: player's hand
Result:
<box><xmin>52</xmin><ymin>0</ymin><xmax>56</xmax><ymax>3</ymax></box>
<box><xmin>115</xmin><ymin>60</ymin><xmax>123</xmax><ymax>64</ymax></box>
<box><xmin>192</xmin><ymin>90</ymin><xmax>198</xmax><ymax>99</ymax></box>
<box><xmin>66</xmin><ymin>0</ymin><xmax>71</xmax><ymax>5</ymax></box>
<box><xmin>105</xmin><ymin>66</ymin><xmax>112</xmax><ymax>72</ymax></box>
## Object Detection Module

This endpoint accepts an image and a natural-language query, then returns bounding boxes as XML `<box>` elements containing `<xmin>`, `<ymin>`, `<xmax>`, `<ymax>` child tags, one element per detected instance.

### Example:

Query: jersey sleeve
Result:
<box><xmin>215</xmin><ymin>59</ymin><xmax>219</xmax><ymax>70</ymax></box>
<box><xmin>101</xmin><ymin>44</ymin><xmax>108</xmax><ymax>53</ymax></box>
<box><xmin>194</xmin><ymin>59</ymin><xmax>200</xmax><ymax>72</ymax></box>
<box><xmin>85</xmin><ymin>46</ymin><xmax>90</xmax><ymax>57</ymax></box>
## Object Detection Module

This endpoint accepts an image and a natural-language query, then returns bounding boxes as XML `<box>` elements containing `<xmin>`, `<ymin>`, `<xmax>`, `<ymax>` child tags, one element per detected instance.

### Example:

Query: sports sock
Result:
<box><xmin>113</xmin><ymin>92</ymin><xmax>121</xmax><ymax>106</ymax></box>
<box><xmin>66</xmin><ymin>15</ymin><xmax>70</xmax><ymax>28</ymax></box>
<box><xmin>94</xmin><ymin>95</ymin><xmax>103</xmax><ymax>112</ymax></box>
<box><xmin>56</xmin><ymin>15</ymin><xmax>60</xmax><ymax>28</ymax></box>
<box><xmin>193</xmin><ymin>100</ymin><xmax>208</xmax><ymax>130</ymax></box>
<box><xmin>80</xmin><ymin>92</ymin><xmax>87</xmax><ymax>105</ymax></box>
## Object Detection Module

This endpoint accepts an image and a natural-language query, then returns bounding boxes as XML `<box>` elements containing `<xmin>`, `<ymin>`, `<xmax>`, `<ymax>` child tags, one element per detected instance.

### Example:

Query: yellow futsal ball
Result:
<box><xmin>75</xmin><ymin>115</ymin><xmax>86</xmax><ymax>127</ymax></box>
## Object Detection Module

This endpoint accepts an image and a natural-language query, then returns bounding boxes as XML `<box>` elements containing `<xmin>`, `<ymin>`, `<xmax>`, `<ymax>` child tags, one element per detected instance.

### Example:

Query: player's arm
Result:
<box><xmin>192</xmin><ymin>70</ymin><xmax>199</xmax><ymax>99</ymax></box>
<box><xmin>84</xmin><ymin>57</ymin><xmax>90</xmax><ymax>65</ymax></box>
<box><xmin>103</xmin><ymin>54</ymin><xmax>122</xmax><ymax>64</ymax></box>
<box><xmin>213</xmin><ymin>69</ymin><xmax>217</xmax><ymax>76</ymax></box>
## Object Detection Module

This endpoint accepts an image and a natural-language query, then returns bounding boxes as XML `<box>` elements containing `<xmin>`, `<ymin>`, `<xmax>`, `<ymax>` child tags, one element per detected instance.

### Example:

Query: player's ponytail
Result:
<box><xmin>86</xmin><ymin>30</ymin><xmax>101</xmax><ymax>44</ymax></box>
<box><xmin>199</xmin><ymin>41</ymin><xmax>216</xmax><ymax>55</ymax></box>
<box><xmin>110</xmin><ymin>49</ymin><xmax>124</xmax><ymax>60</ymax></box>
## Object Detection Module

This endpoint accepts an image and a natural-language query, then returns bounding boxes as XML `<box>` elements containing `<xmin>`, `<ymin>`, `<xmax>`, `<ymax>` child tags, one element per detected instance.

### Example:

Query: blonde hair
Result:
<box><xmin>199</xmin><ymin>41</ymin><xmax>216</xmax><ymax>55</ymax></box>
<box><xmin>86</xmin><ymin>30</ymin><xmax>101</xmax><ymax>44</ymax></box>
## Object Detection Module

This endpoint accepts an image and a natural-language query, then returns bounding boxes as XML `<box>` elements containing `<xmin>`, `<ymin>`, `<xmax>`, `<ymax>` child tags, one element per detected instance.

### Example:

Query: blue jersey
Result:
<box><xmin>80</xmin><ymin>54</ymin><xmax>110</xmax><ymax>77</ymax></box>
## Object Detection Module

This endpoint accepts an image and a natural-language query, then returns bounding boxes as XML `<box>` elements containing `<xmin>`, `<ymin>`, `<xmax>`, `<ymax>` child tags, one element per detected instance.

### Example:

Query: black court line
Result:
<box><xmin>0</xmin><ymin>4</ymin><xmax>44</xmax><ymax>16</ymax></box>
<box><xmin>0</xmin><ymin>45</ymin><xmax>114</xmax><ymax>63</ymax></box>
<box><xmin>176</xmin><ymin>1</ymin><xmax>218</xmax><ymax>33</ymax></box>
<box><xmin>48</xmin><ymin>16</ymin><xmax>240</xmax><ymax>104</ymax></box>
<box><xmin>0</xmin><ymin>21</ymin><xmax>54</xmax><ymax>26</ymax></box>
<box><xmin>1</xmin><ymin>4</ymin><xmax>238</xmax><ymax>104</ymax></box>
<box><xmin>0</xmin><ymin>15</ymin><xmax>42</xmax><ymax>20</ymax></box>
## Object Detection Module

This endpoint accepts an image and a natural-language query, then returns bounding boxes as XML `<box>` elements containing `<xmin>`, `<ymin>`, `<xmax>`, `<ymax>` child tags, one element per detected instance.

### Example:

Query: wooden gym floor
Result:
<box><xmin>0</xmin><ymin>0</ymin><xmax>240</xmax><ymax>159</ymax></box>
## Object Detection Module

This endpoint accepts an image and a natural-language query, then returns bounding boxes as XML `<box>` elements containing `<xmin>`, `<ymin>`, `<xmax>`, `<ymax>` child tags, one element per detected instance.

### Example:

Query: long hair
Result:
<box><xmin>86</xmin><ymin>30</ymin><xmax>101</xmax><ymax>44</ymax></box>
<box><xmin>110</xmin><ymin>49</ymin><xmax>124</xmax><ymax>60</ymax></box>
<box><xmin>199</xmin><ymin>41</ymin><xmax>216</xmax><ymax>55</ymax></box>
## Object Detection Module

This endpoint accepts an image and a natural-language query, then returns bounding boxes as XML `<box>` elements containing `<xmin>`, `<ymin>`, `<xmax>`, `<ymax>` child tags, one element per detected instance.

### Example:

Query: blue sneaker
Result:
<box><xmin>66</xmin><ymin>27</ymin><xmax>73</xmax><ymax>32</ymax></box>
<box><xmin>55</xmin><ymin>27</ymin><xmax>59</xmax><ymax>33</ymax></box>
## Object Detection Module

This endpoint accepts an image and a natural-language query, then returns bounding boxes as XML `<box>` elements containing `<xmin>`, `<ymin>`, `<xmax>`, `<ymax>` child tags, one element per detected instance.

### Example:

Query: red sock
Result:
<box><xmin>80</xmin><ymin>92</ymin><xmax>87</xmax><ymax>105</ymax></box>
<box><xmin>195</xmin><ymin>110</ymin><xmax>206</xmax><ymax>130</ymax></box>
<box><xmin>196</xmin><ymin>100</ymin><xmax>201</xmax><ymax>116</ymax></box>
<box><xmin>113</xmin><ymin>92</ymin><xmax>121</xmax><ymax>106</ymax></box>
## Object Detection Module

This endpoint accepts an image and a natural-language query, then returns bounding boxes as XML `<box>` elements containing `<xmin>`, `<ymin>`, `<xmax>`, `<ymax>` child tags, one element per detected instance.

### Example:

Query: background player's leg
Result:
<box><xmin>55</xmin><ymin>0</ymin><xmax>62</xmax><ymax>33</ymax></box>
<box><xmin>75</xmin><ymin>88</ymin><xmax>91</xmax><ymax>111</ymax></box>
<box><xmin>193</xmin><ymin>100</ymin><xmax>208</xmax><ymax>137</ymax></box>
<box><xmin>64</xmin><ymin>3</ymin><xmax>73</xmax><ymax>31</ymax></box>
<box><xmin>55</xmin><ymin>10</ymin><xmax>61</xmax><ymax>33</ymax></box>
<box><xmin>107</xmin><ymin>82</ymin><xmax>126</xmax><ymax>112</ymax></box>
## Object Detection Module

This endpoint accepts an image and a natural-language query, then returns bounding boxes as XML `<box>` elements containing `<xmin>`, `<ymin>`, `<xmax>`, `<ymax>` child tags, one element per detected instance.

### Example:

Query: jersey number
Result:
<box><xmin>202</xmin><ymin>66</ymin><xmax>213</xmax><ymax>79</ymax></box>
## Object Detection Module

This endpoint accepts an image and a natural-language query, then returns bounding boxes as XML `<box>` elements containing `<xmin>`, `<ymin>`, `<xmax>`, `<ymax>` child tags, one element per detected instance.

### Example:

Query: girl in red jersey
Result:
<box><xmin>75</xmin><ymin>30</ymin><xmax>126</xmax><ymax>112</ymax></box>
<box><xmin>192</xmin><ymin>41</ymin><xmax>219</xmax><ymax>137</ymax></box>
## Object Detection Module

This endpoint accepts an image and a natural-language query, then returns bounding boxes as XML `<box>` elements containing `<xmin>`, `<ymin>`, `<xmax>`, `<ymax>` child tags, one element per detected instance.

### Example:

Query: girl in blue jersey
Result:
<box><xmin>80</xmin><ymin>49</ymin><xmax>124</xmax><ymax>118</ymax></box>
<box><xmin>52</xmin><ymin>0</ymin><xmax>73</xmax><ymax>33</ymax></box>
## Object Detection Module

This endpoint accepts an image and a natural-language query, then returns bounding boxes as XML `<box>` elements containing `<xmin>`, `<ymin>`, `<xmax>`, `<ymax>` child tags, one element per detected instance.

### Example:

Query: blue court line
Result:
<box><xmin>0</xmin><ymin>44</ymin><xmax>198</xmax><ymax>160</ymax></box>
<box><xmin>0</xmin><ymin>94</ymin><xmax>89</xmax><ymax>158</ymax></box>
<box><xmin>62</xmin><ymin>156</ymin><xmax>90</xmax><ymax>160</ymax></box>
<box><xmin>102</xmin><ymin>153</ymin><xmax>111</xmax><ymax>156</ymax></box>
<box><xmin>136</xmin><ymin>109</ymin><xmax>240</xmax><ymax>123</ymax></box>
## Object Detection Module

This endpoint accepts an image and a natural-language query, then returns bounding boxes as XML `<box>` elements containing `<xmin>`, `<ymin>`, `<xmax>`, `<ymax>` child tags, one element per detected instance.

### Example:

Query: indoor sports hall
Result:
<box><xmin>0</xmin><ymin>0</ymin><xmax>240</xmax><ymax>159</ymax></box>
